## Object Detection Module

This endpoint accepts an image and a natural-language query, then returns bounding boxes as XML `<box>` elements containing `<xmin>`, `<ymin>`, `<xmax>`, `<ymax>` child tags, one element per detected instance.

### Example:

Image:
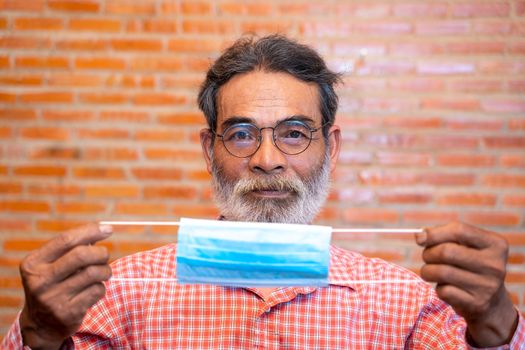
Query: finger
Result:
<box><xmin>34</xmin><ymin>224</ymin><xmax>112</xmax><ymax>263</ymax></box>
<box><xmin>66</xmin><ymin>282</ymin><xmax>107</xmax><ymax>323</ymax></box>
<box><xmin>416</xmin><ymin>221</ymin><xmax>494</xmax><ymax>249</ymax></box>
<box><xmin>434</xmin><ymin>284</ymin><xmax>475</xmax><ymax>315</ymax></box>
<box><xmin>421</xmin><ymin>242</ymin><xmax>491</xmax><ymax>274</ymax></box>
<box><xmin>420</xmin><ymin>264</ymin><xmax>500</xmax><ymax>293</ymax></box>
<box><xmin>63</xmin><ymin>264</ymin><xmax>112</xmax><ymax>297</ymax></box>
<box><xmin>49</xmin><ymin>245</ymin><xmax>110</xmax><ymax>282</ymax></box>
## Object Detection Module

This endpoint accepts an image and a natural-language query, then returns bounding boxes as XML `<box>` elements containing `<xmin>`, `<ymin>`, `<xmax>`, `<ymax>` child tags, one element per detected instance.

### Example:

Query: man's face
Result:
<box><xmin>200</xmin><ymin>70</ymin><xmax>341</xmax><ymax>224</ymax></box>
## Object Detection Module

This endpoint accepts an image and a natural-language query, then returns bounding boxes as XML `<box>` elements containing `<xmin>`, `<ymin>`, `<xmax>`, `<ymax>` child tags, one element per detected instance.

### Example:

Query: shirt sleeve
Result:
<box><xmin>0</xmin><ymin>312</ymin><xmax>75</xmax><ymax>350</ymax></box>
<box><xmin>408</xmin><ymin>296</ymin><xmax>525</xmax><ymax>350</ymax></box>
<box><xmin>467</xmin><ymin>310</ymin><xmax>525</xmax><ymax>350</ymax></box>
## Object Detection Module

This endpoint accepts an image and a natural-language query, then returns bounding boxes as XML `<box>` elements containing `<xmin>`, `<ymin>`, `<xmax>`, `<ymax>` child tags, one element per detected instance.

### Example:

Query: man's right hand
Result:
<box><xmin>18</xmin><ymin>223</ymin><xmax>113</xmax><ymax>350</ymax></box>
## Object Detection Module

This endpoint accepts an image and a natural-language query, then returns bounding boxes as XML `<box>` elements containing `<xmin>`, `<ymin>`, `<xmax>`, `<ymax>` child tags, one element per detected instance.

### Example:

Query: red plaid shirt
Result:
<box><xmin>4</xmin><ymin>244</ymin><xmax>524</xmax><ymax>349</ymax></box>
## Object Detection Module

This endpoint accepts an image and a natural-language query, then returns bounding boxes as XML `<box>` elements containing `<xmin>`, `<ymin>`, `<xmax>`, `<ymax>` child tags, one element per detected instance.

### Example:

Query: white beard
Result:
<box><xmin>211</xmin><ymin>151</ymin><xmax>331</xmax><ymax>224</ymax></box>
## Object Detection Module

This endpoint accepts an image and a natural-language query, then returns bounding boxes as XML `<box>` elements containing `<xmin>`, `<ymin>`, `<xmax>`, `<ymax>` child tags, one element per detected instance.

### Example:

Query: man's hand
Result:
<box><xmin>416</xmin><ymin>221</ymin><xmax>518</xmax><ymax>347</ymax></box>
<box><xmin>19</xmin><ymin>223</ymin><xmax>113</xmax><ymax>350</ymax></box>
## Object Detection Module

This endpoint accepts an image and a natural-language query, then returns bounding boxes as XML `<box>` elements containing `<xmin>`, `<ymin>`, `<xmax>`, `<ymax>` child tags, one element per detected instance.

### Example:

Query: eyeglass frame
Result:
<box><xmin>211</xmin><ymin>118</ymin><xmax>330</xmax><ymax>158</ymax></box>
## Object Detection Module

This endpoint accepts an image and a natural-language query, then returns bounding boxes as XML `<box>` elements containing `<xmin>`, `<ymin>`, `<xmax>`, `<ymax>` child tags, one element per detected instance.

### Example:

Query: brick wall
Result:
<box><xmin>1</xmin><ymin>0</ymin><xmax>524</xmax><ymax>337</ymax></box>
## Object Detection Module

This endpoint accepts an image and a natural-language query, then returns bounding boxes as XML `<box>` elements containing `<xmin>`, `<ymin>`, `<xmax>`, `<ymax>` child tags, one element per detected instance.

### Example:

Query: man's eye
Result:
<box><xmin>285</xmin><ymin>130</ymin><xmax>307</xmax><ymax>139</ymax></box>
<box><xmin>225</xmin><ymin>128</ymin><xmax>256</xmax><ymax>142</ymax></box>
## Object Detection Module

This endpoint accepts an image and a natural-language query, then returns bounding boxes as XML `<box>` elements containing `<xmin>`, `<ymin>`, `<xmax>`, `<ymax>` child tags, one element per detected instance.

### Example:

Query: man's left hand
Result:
<box><xmin>416</xmin><ymin>221</ymin><xmax>518</xmax><ymax>347</ymax></box>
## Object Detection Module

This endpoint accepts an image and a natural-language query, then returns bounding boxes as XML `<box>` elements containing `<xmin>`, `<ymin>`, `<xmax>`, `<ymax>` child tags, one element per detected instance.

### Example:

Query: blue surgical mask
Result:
<box><xmin>176</xmin><ymin>218</ymin><xmax>332</xmax><ymax>287</ymax></box>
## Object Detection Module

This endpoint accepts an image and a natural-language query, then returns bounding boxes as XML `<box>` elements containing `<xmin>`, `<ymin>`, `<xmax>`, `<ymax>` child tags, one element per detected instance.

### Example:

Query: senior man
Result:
<box><xmin>2</xmin><ymin>35</ymin><xmax>524</xmax><ymax>349</ymax></box>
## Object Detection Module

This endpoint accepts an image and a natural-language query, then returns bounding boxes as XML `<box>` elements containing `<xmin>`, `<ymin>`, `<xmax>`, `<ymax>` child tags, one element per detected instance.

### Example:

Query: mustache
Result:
<box><xmin>233</xmin><ymin>176</ymin><xmax>305</xmax><ymax>196</ymax></box>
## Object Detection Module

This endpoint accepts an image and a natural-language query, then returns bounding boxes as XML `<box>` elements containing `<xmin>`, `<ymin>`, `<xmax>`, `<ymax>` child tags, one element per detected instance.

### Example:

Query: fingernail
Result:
<box><xmin>99</xmin><ymin>224</ymin><xmax>113</xmax><ymax>235</ymax></box>
<box><xmin>415</xmin><ymin>229</ymin><xmax>427</xmax><ymax>246</ymax></box>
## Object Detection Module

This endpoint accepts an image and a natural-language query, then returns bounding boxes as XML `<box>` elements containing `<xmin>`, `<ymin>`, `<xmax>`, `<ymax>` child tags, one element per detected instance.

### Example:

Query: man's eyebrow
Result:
<box><xmin>220</xmin><ymin>115</ymin><xmax>316</xmax><ymax>130</ymax></box>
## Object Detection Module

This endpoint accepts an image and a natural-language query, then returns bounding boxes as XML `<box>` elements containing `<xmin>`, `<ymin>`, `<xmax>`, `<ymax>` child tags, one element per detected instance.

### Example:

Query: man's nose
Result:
<box><xmin>248</xmin><ymin>129</ymin><xmax>287</xmax><ymax>174</ymax></box>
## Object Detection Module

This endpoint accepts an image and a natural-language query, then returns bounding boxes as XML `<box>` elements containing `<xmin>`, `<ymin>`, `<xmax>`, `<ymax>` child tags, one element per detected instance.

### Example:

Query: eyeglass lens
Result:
<box><xmin>221</xmin><ymin>120</ymin><xmax>314</xmax><ymax>158</ymax></box>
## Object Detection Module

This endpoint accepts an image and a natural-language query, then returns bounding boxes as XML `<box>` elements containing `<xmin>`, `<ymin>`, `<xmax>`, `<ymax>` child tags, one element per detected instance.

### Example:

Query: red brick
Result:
<box><xmin>451</xmin><ymin>2</ymin><xmax>510</xmax><ymax>18</ymax></box>
<box><xmin>0</xmin><ymin>36</ymin><xmax>52</xmax><ymax>49</ymax></box>
<box><xmin>14</xmin><ymin>165</ymin><xmax>66</xmax><ymax>177</ymax></box>
<box><xmin>481</xmin><ymin>99</ymin><xmax>525</xmax><ymax>113</ymax></box>
<box><xmin>172</xmin><ymin>204</ymin><xmax>220</xmax><ymax>219</ymax></box>
<box><xmin>29</xmin><ymin>146</ymin><xmax>79</xmax><ymax>160</ymax></box>
<box><xmin>99</xmin><ymin>111</ymin><xmax>150</xmax><ymax>123</ymax></box>
<box><xmin>0</xmin><ymin>201</ymin><xmax>50</xmax><ymax>213</ymax></box>
<box><xmin>105</xmin><ymin>1</ymin><xmax>155</xmax><ymax>15</ymax></box>
<box><xmin>48</xmin><ymin>0</ymin><xmax>99</xmax><ymax>12</ymax></box>
<box><xmin>482</xmin><ymin>174</ymin><xmax>525</xmax><ymax>188</ymax></box>
<box><xmin>0</xmin><ymin>276</ymin><xmax>22</xmax><ymax>288</ymax></box>
<box><xmin>157</xmin><ymin>112</ymin><xmax>204</xmax><ymax>125</ymax></box>
<box><xmin>0</xmin><ymin>75</ymin><xmax>43</xmax><ymax>86</ymax></box>
<box><xmin>508</xmin><ymin>80</ymin><xmax>525</xmax><ymax>93</ymax></box>
<box><xmin>0</xmin><ymin>295</ymin><xmax>23</xmax><ymax>307</ymax></box>
<box><xmin>76</xmin><ymin>128</ymin><xmax>129</xmax><ymax>139</ymax></box>
<box><xmin>130</xmin><ymin>56</ymin><xmax>184</xmax><ymax>72</ymax></box>
<box><xmin>437</xmin><ymin>193</ymin><xmax>497</xmax><ymax>206</ymax></box>
<box><xmin>417</xmin><ymin>62</ymin><xmax>475</xmax><ymax>75</ymax></box>
<box><xmin>463</xmin><ymin>212</ymin><xmax>520</xmax><ymax>227</ymax></box>
<box><xmin>132</xmin><ymin>93</ymin><xmax>186</xmax><ymax>106</ymax></box>
<box><xmin>404</xmin><ymin>211</ymin><xmax>459</xmax><ymax>224</ymax></box>
<box><xmin>359</xmin><ymin>170</ymin><xmax>419</xmax><ymax>186</ymax></box>
<box><xmin>27</xmin><ymin>184</ymin><xmax>81</xmax><ymax>196</ymax></box>
<box><xmin>73</xmin><ymin>167</ymin><xmax>125</xmax><ymax>179</ymax></box>
<box><xmin>55</xmin><ymin>202</ymin><xmax>106</xmax><ymax>214</ymax></box>
<box><xmin>114</xmin><ymin>203</ymin><xmax>168</xmax><ymax>216</ymax></box>
<box><xmin>47</xmin><ymin>73</ymin><xmax>101</xmax><ymax>87</ymax></box>
<box><xmin>185</xmin><ymin>169</ymin><xmax>212</xmax><ymax>182</ymax></box>
<box><xmin>484</xmin><ymin>136</ymin><xmax>525</xmax><ymax>148</ymax></box>
<box><xmin>182</xmin><ymin>19</ymin><xmax>235</xmax><ymax>34</ymax></box>
<box><xmin>343</xmin><ymin>208</ymin><xmax>399</xmax><ymax>224</ymax></box>
<box><xmin>143</xmin><ymin>18</ymin><xmax>178</xmax><ymax>33</ymax></box>
<box><xmin>168</xmin><ymin>39</ymin><xmax>224</xmax><ymax>53</ymax></box>
<box><xmin>436</xmin><ymin>154</ymin><xmax>496</xmax><ymax>167</ymax></box>
<box><xmin>0</xmin><ymin>182</ymin><xmax>22</xmax><ymax>194</ymax></box>
<box><xmin>509</xmin><ymin>41</ymin><xmax>525</xmax><ymax>54</ymax></box>
<box><xmin>131</xmin><ymin>167</ymin><xmax>182</xmax><ymax>180</ymax></box>
<box><xmin>0</xmin><ymin>55</ymin><xmax>9</xmax><ymax>68</ymax></box>
<box><xmin>83</xmin><ymin>148</ymin><xmax>137</xmax><ymax>161</ymax></box>
<box><xmin>421</xmin><ymin>173</ymin><xmax>475</xmax><ymax>186</ymax></box>
<box><xmin>378</xmin><ymin>191</ymin><xmax>433</xmax><ymax>204</ymax></box>
<box><xmin>504</xmin><ymin>195</ymin><xmax>525</xmax><ymax>207</ymax></box>
<box><xmin>518</xmin><ymin>1</ymin><xmax>525</xmax><ymax>16</ymax></box>
<box><xmin>15</xmin><ymin>56</ymin><xmax>69</xmax><ymax>69</ymax></box>
<box><xmin>79</xmin><ymin>93</ymin><xmax>127</xmax><ymax>104</ymax></box>
<box><xmin>510</xmin><ymin>119</ymin><xmax>525</xmax><ymax>130</ymax></box>
<box><xmin>0</xmin><ymin>0</ymin><xmax>45</xmax><ymax>11</ymax></box>
<box><xmin>478</xmin><ymin>60</ymin><xmax>525</xmax><ymax>75</ymax></box>
<box><xmin>181</xmin><ymin>1</ymin><xmax>212</xmax><ymax>14</ymax></box>
<box><xmin>20</xmin><ymin>127</ymin><xmax>69</xmax><ymax>140</ymax></box>
<box><xmin>0</xmin><ymin>109</ymin><xmax>36</xmax><ymax>121</ymax></box>
<box><xmin>135</xmin><ymin>129</ymin><xmax>185</xmax><ymax>142</ymax></box>
<box><xmin>0</xmin><ymin>126</ymin><xmax>12</xmax><ymax>138</ymax></box>
<box><xmin>473</xmin><ymin>20</ymin><xmax>512</xmax><ymax>34</ymax></box>
<box><xmin>388</xmin><ymin>79</ymin><xmax>445</xmax><ymax>92</ymax></box>
<box><xmin>69</xmin><ymin>18</ymin><xmax>121</xmax><ymax>32</ymax></box>
<box><xmin>415</xmin><ymin>20</ymin><xmax>470</xmax><ymax>35</ymax></box>
<box><xmin>392</xmin><ymin>3</ymin><xmax>448</xmax><ymax>18</ymax></box>
<box><xmin>36</xmin><ymin>220</ymin><xmax>89</xmax><ymax>233</ymax></box>
<box><xmin>444</xmin><ymin>118</ymin><xmax>504</xmax><ymax>130</ymax></box>
<box><xmin>19</xmin><ymin>92</ymin><xmax>73</xmax><ymax>104</ymax></box>
<box><xmin>75</xmin><ymin>57</ymin><xmax>125</xmax><ymax>70</ymax></box>
<box><xmin>42</xmin><ymin>109</ymin><xmax>94</xmax><ymax>122</ymax></box>
<box><xmin>56</xmin><ymin>39</ymin><xmax>108</xmax><ymax>51</ymax></box>
<box><xmin>110</xmin><ymin>39</ymin><xmax>162</xmax><ymax>51</ymax></box>
<box><xmin>14</xmin><ymin>17</ymin><xmax>63</xmax><ymax>30</ymax></box>
<box><xmin>0</xmin><ymin>92</ymin><xmax>16</xmax><ymax>103</ymax></box>
<box><xmin>376</xmin><ymin>152</ymin><xmax>431</xmax><ymax>166</ymax></box>
<box><xmin>500</xmin><ymin>155</ymin><xmax>525</xmax><ymax>168</ymax></box>
<box><xmin>143</xmin><ymin>186</ymin><xmax>198</xmax><ymax>199</ymax></box>
<box><xmin>84</xmin><ymin>185</ymin><xmax>139</xmax><ymax>198</ymax></box>
<box><xmin>449</xmin><ymin>79</ymin><xmax>503</xmax><ymax>93</ymax></box>
<box><xmin>143</xmin><ymin>148</ymin><xmax>203</xmax><ymax>161</ymax></box>
<box><xmin>421</xmin><ymin>98</ymin><xmax>480</xmax><ymax>111</ymax></box>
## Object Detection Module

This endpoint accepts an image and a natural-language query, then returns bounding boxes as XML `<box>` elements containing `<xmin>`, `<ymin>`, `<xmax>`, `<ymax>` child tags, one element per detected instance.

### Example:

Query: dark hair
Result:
<box><xmin>197</xmin><ymin>34</ymin><xmax>341</xmax><ymax>138</ymax></box>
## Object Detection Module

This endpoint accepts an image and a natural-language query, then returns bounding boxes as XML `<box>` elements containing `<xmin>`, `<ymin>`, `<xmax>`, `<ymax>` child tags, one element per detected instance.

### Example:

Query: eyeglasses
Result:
<box><xmin>214</xmin><ymin>119</ymin><xmax>326</xmax><ymax>158</ymax></box>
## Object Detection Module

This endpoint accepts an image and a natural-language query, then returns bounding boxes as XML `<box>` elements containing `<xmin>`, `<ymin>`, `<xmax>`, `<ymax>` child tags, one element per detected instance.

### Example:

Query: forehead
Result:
<box><xmin>216</xmin><ymin>70</ymin><xmax>321</xmax><ymax>127</ymax></box>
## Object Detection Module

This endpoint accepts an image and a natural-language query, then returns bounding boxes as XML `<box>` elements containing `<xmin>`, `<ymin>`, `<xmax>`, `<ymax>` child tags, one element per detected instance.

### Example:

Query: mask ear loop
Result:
<box><xmin>100</xmin><ymin>220</ymin><xmax>425</xmax><ymax>285</ymax></box>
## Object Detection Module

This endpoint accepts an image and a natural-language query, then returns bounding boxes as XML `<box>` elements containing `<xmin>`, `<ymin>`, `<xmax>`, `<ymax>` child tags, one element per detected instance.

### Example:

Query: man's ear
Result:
<box><xmin>200</xmin><ymin>128</ymin><xmax>213</xmax><ymax>174</ymax></box>
<box><xmin>327</xmin><ymin>124</ymin><xmax>341</xmax><ymax>174</ymax></box>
